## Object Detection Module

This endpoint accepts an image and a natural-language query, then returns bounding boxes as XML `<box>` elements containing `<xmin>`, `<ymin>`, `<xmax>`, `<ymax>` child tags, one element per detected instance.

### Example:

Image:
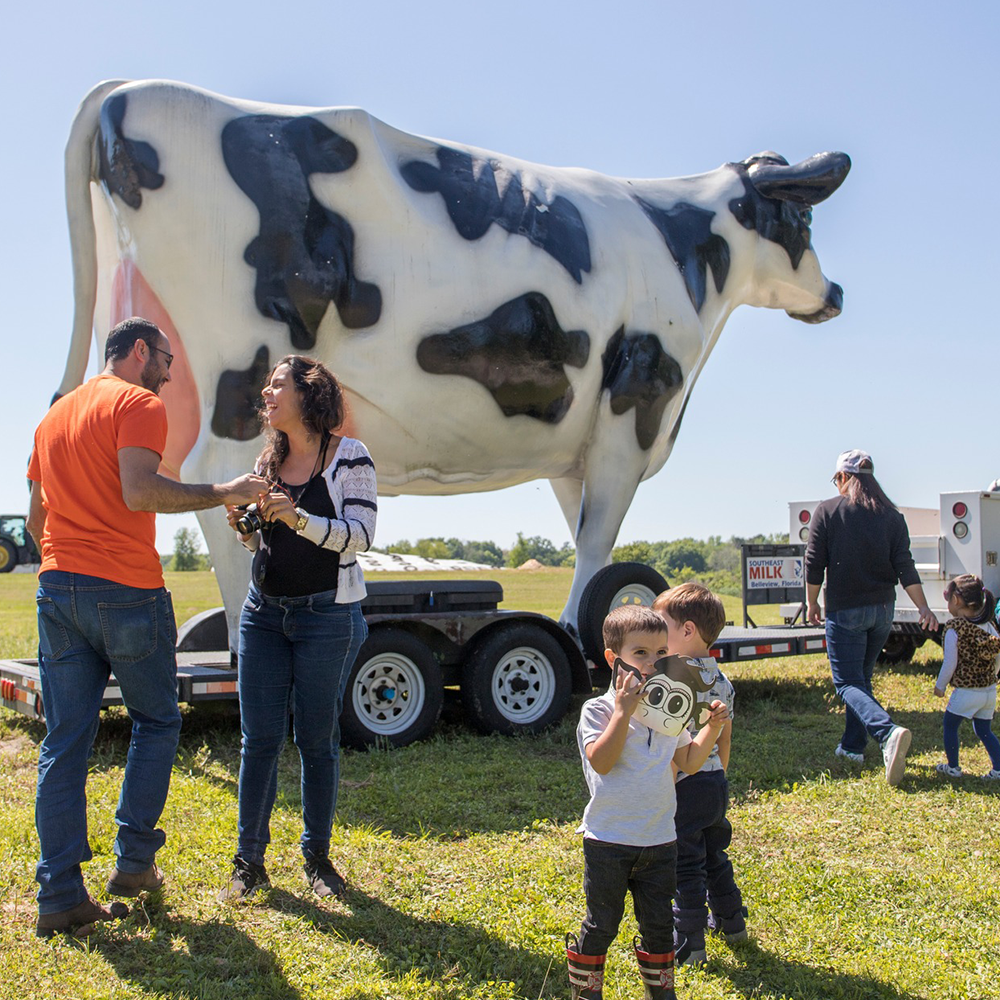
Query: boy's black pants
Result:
<box><xmin>674</xmin><ymin>769</ymin><xmax>740</xmax><ymax>913</ymax></box>
<box><xmin>578</xmin><ymin>838</ymin><xmax>677</xmax><ymax>954</ymax></box>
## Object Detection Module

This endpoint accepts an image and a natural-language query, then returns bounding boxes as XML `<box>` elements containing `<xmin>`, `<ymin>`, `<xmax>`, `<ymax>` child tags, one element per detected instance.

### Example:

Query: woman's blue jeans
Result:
<box><xmin>34</xmin><ymin>571</ymin><xmax>181</xmax><ymax>914</ymax></box>
<box><xmin>236</xmin><ymin>585</ymin><xmax>367</xmax><ymax>864</ymax></box>
<box><xmin>825</xmin><ymin>601</ymin><xmax>896</xmax><ymax>751</ymax></box>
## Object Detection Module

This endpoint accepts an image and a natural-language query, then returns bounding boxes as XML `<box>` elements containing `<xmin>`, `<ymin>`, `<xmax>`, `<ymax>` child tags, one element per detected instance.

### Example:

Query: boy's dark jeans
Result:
<box><xmin>674</xmin><ymin>769</ymin><xmax>741</xmax><ymax>916</ymax></box>
<box><xmin>578</xmin><ymin>838</ymin><xmax>677</xmax><ymax>954</ymax></box>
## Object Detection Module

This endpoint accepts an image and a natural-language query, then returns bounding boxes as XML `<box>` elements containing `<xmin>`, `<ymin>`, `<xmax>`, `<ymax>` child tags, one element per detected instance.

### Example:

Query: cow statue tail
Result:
<box><xmin>57</xmin><ymin>79</ymin><xmax>129</xmax><ymax>402</ymax></box>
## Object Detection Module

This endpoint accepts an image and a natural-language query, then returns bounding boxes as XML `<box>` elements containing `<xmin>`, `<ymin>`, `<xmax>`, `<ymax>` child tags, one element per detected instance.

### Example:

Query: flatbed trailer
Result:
<box><xmin>1</xmin><ymin>573</ymin><xmax>827</xmax><ymax>747</ymax></box>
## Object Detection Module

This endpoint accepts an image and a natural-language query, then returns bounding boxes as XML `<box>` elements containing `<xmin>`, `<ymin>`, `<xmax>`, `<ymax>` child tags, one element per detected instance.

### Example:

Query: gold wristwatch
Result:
<box><xmin>293</xmin><ymin>509</ymin><xmax>308</xmax><ymax>533</ymax></box>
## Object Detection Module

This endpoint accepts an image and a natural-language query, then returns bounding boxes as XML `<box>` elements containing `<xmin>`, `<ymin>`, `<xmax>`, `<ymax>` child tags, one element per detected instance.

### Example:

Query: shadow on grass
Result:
<box><xmin>95</xmin><ymin>897</ymin><xmax>303</xmax><ymax>999</ymax></box>
<box><xmin>266</xmin><ymin>886</ymin><xmax>558</xmax><ymax>997</ymax></box>
<box><xmin>717</xmin><ymin>939</ymin><xmax>923</xmax><ymax>1000</ymax></box>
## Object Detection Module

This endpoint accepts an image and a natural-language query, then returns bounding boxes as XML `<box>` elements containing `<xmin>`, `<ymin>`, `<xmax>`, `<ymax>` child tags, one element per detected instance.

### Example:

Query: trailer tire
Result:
<box><xmin>877</xmin><ymin>634</ymin><xmax>916</xmax><ymax>665</ymax></box>
<box><xmin>0</xmin><ymin>539</ymin><xmax>16</xmax><ymax>573</ymax></box>
<box><xmin>462</xmin><ymin>623</ymin><xmax>572</xmax><ymax>735</ymax></box>
<box><xmin>577</xmin><ymin>563</ymin><xmax>669</xmax><ymax>663</ymax></box>
<box><xmin>340</xmin><ymin>629</ymin><xmax>443</xmax><ymax>750</ymax></box>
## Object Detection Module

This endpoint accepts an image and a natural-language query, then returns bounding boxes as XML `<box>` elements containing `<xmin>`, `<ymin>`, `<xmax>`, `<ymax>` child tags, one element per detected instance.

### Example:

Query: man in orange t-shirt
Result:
<box><xmin>27</xmin><ymin>317</ymin><xmax>267</xmax><ymax>938</ymax></box>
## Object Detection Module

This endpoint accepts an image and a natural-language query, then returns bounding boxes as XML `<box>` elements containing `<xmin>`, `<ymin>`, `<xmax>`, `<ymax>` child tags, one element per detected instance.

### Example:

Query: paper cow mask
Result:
<box><xmin>615</xmin><ymin>655</ymin><xmax>716</xmax><ymax>736</ymax></box>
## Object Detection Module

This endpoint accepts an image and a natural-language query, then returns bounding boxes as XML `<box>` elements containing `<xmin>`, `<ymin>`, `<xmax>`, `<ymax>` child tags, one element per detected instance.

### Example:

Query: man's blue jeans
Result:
<box><xmin>236</xmin><ymin>586</ymin><xmax>367</xmax><ymax>865</ymax></box>
<box><xmin>825</xmin><ymin>601</ymin><xmax>896</xmax><ymax>752</ymax></box>
<box><xmin>34</xmin><ymin>571</ymin><xmax>182</xmax><ymax>914</ymax></box>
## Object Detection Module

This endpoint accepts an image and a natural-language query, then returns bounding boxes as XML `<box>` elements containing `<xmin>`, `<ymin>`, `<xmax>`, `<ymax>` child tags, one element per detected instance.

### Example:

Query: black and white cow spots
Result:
<box><xmin>634</xmin><ymin>198</ymin><xmax>731</xmax><ymax>313</ymax></box>
<box><xmin>729</xmin><ymin>169</ymin><xmax>811</xmax><ymax>270</ymax></box>
<box><xmin>727</xmin><ymin>152</ymin><xmax>849</xmax><ymax>271</ymax></box>
<box><xmin>601</xmin><ymin>329</ymin><xmax>683</xmax><ymax>451</ymax></box>
<box><xmin>221</xmin><ymin>115</ymin><xmax>382</xmax><ymax>350</ymax></box>
<box><xmin>401</xmin><ymin>147</ymin><xmax>591</xmax><ymax>284</ymax></box>
<box><xmin>416</xmin><ymin>292</ymin><xmax>590</xmax><ymax>424</ymax></box>
<box><xmin>98</xmin><ymin>94</ymin><xmax>164</xmax><ymax>209</ymax></box>
<box><xmin>212</xmin><ymin>345</ymin><xmax>270</xmax><ymax>441</ymax></box>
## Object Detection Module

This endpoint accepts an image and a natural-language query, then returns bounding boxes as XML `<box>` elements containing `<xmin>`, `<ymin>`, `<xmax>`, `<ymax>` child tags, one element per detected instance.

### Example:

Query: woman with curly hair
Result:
<box><xmin>219</xmin><ymin>356</ymin><xmax>376</xmax><ymax>901</ymax></box>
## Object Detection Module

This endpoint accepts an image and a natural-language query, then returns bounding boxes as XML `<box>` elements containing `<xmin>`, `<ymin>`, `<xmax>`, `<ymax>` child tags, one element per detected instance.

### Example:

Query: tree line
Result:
<box><xmin>168</xmin><ymin>527</ymin><xmax>790</xmax><ymax>595</ymax></box>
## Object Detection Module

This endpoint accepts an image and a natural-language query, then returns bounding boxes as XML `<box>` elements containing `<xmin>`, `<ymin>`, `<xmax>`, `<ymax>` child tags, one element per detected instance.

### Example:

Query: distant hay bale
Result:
<box><xmin>518</xmin><ymin>558</ymin><xmax>546</xmax><ymax>570</ymax></box>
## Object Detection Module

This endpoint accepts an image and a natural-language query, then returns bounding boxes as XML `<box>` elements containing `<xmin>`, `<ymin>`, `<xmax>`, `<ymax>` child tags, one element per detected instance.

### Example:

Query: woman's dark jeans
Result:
<box><xmin>236</xmin><ymin>585</ymin><xmax>367</xmax><ymax>864</ymax></box>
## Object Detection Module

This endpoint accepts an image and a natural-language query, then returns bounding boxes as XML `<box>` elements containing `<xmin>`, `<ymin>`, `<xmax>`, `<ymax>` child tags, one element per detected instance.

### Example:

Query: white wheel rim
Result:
<box><xmin>609</xmin><ymin>583</ymin><xmax>658</xmax><ymax>609</ymax></box>
<box><xmin>491</xmin><ymin>646</ymin><xmax>556</xmax><ymax>724</ymax></box>
<box><xmin>351</xmin><ymin>652</ymin><xmax>427</xmax><ymax>736</ymax></box>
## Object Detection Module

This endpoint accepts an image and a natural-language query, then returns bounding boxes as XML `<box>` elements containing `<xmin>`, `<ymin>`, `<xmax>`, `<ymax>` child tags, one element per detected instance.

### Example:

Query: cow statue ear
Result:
<box><xmin>749</xmin><ymin>151</ymin><xmax>851</xmax><ymax>206</ymax></box>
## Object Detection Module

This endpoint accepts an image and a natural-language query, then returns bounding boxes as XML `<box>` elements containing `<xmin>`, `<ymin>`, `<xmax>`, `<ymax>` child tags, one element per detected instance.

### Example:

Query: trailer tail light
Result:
<box><xmin>799</xmin><ymin>510</ymin><xmax>811</xmax><ymax>524</ymax></box>
<box><xmin>953</xmin><ymin>501</ymin><xmax>968</xmax><ymax>518</ymax></box>
<box><xmin>954</xmin><ymin>521</ymin><xmax>969</xmax><ymax>539</ymax></box>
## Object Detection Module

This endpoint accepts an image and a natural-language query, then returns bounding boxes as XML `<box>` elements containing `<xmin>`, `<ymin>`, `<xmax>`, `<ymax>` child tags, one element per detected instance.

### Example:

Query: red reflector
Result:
<box><xmin>799</xmin><ymin>509</ymin><xmax>811</xmax><ymax>523</ymax></box>
<box><xmin>952</xmin><ymin>501</ymin><xmax>968</xmax><ymax>518</ymax></box>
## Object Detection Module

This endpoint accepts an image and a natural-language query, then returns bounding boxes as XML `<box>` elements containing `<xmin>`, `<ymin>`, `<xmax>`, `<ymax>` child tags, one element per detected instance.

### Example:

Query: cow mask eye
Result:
<box><xmin>634</xmin><ymin>676</ymin><xmax>694</xmax><ymax>737</ymax></box>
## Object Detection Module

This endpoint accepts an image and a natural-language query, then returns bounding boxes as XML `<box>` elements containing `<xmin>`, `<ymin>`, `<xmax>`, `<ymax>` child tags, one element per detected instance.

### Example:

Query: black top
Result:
<box><xmin>804</xmin><ymin>495</ymin><xmax>920</xmax><ymax>613</ymax></box>
<box><xmin>252</xmin><ymin>472</ymin><xmax>341</xmax><ymax>598</ymax></box>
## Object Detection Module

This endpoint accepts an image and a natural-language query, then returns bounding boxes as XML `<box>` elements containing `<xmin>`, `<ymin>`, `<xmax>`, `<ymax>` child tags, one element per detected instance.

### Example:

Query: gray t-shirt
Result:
<box><xmin>576</xmin><ymin>689</ymin><xmax>692</xmax><ymax>846</ymax></box>
<box><xmin>677</xmin><ymin>658</ymin><xmax>734</xmax><ymax>781</ymax></box>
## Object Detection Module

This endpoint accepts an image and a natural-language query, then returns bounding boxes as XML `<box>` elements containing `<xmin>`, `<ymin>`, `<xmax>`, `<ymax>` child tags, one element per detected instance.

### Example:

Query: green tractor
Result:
<box><xmin>0</xmin><ymin>515</ymin><xmax>40</xmax><ymax>573</ymax></box>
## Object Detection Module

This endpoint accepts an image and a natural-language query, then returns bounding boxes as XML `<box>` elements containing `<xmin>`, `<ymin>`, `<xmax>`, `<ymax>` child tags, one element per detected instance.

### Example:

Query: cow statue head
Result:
<box><xmin>729</xmin><ymin>151</ymin><xmax>850</xmax><ymax>324</ymax></box>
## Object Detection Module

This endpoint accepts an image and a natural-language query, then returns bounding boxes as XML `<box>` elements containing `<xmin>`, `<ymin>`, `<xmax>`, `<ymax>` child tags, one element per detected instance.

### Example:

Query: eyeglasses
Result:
<box><xmin>149</xmin><ymin>345</ymin><xmax>173</xmax><ymax>369</ymax></box>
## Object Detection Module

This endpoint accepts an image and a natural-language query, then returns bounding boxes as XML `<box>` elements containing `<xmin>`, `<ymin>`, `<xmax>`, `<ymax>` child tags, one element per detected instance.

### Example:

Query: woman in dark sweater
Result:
<box><xmin>805</xmin><ymin>450</ymin><xmax>938</xmax><ymax>785</ymax></box>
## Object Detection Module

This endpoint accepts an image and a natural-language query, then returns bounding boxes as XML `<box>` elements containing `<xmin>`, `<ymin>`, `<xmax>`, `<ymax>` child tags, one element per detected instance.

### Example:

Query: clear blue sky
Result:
<box><xmin>3</xmin><ymin>1</ymin><xmax>997</xmax><ymax>554</ymax></box>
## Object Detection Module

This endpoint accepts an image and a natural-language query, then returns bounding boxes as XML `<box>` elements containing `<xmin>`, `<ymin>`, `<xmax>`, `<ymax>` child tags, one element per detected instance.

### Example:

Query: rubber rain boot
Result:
<box><xmin>633</xmin><ymin>935</ymin><xmax>676</xmax><ymax>1000</ymax></box>
<box><xmin>566</xmin><ymin>932</ymin><xmax>605</xmax><ymax>999</ymax></box>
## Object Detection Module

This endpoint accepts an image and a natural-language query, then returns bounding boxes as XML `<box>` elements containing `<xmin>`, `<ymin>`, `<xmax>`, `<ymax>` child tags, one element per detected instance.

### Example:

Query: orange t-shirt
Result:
<box><xmin>27</xmin><ymin>373</ymin><xmax>168</xmax><ymax>589</ymax></box>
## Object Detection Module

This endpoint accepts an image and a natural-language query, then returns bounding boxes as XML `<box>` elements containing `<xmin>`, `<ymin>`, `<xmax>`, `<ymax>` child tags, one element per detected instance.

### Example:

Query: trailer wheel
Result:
<box><xmin>577</xmin><ymin>563</ymin><xmax>669</xmax><ymax>663</ymax></box>
<box><xmin>877</xmin><ymin>634</ymin><xmax>916</xmax><ymax>665</ymax></box>
<box><xmin>462</xmin><ymin>623</ymin><xmax>572</xmax><ymax>735</ymax></box>
<box><xmin>0</xmin><ymin>539</ymin><xmax>16</xmax><ymax>573</ymax></box>
<box><xmin>340</xmin><ymin>629</ymin><xmax>443</xmax><ymax>750</ymax></box>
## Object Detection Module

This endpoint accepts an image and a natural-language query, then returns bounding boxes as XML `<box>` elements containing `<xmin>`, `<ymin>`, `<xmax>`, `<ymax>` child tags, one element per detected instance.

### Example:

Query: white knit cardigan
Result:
<box><xmin>243</xmin><ymin>436</ymin><xmax>376</xmax><ymax>603</ymax></box>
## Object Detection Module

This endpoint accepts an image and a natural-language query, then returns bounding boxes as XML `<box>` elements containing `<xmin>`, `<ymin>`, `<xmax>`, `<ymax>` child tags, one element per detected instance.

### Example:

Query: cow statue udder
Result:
<box><xmin>59</xmin><ymin>79</ymin><xmax>849</xmax><ymax>643</ymax></box>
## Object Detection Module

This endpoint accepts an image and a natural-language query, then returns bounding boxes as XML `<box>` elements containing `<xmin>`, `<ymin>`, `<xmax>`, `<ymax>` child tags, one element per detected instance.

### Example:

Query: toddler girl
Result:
<box><xmin>934</xmin><ymin>574</ymin><xmax>1000</xmax><ymax>778</ymax></box>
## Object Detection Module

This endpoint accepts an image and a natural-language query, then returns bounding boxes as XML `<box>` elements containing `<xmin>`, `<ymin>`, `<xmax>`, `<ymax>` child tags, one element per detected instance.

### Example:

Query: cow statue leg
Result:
<box><xmin>196</xmin><ymin>508</ymin><xmax>253</xmax><ymax>654</ymax></box>
<box><xmin>550</xmin><ymin>477</ymin><xmax>584</xmax><ymax>539</ymax></box>
<box><xmin>557</xmin><ymin>431</ymin><xmax>649</xmax><ymax>636</ymax></box>
<box><xmin>182</xmin><ymin>437</ymin><xmax>258</xmax><ymax>654</ymax></box>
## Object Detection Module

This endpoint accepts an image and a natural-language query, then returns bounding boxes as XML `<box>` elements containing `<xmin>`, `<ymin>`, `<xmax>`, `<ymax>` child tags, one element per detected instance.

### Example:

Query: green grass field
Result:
<box><xmin>2</xmin><ymin>569</ymin><xmax>998</xmax><ymax>999</ymax></box>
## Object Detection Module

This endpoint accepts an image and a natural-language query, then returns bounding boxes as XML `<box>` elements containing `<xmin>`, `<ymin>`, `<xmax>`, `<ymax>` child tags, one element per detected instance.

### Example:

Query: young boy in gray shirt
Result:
<box><xmin>566</xmin><ymin>605</ymin><xmax>730</xmax><ymax>1000</ymax></box>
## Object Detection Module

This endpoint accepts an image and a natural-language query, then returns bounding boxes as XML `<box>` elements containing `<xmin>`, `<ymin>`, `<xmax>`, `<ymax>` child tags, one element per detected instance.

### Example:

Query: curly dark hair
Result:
<box><xmin>256</xmin><ymin>355</ymin><xmax>345</xmax><ymax>482</ymax></box>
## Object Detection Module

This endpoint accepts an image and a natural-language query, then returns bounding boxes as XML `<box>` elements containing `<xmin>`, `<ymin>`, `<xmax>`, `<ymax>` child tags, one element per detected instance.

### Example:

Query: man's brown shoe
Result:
<box><xmin>106</xmin><ymin>863</ymin><xmax>165</xmax><ymax>897</ymax></box>
<box><xmin>36</xmin><ymin>895</ymin><xmax>129</xmax><ymax>938</ymax></box>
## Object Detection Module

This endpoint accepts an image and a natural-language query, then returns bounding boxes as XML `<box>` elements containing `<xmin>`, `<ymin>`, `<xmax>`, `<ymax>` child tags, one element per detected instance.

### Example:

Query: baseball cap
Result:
<box><xmin>833</xmin><ymin>449</ymin><xmax>873</xmax><ymax>477</ymax></box>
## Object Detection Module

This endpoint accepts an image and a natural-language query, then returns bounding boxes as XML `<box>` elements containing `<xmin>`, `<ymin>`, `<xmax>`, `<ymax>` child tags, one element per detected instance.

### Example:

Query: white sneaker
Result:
<box><xmin>984</xmin><ymin>769</ymin><xmax>1000</xmax><ymax>781</ymax></box>
<box><xmin>882</xmin><ymin>726</ymin><xmax>912</xmax><ymax>786</ymax></box>
<box><xmin>835</xmin><ymin>745</ymin><xmax>864</xmax><ymax>764</ymax></box>
<box><xmin>936</xmin><ymin>762</ymin><xmax>963</xmax><ymax>778</ymax></box>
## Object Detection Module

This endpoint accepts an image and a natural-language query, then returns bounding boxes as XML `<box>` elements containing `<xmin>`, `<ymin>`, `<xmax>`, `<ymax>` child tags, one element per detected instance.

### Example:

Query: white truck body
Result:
<box><xmin>785</xmin><ymin>490</ymin><xmax>1000</xmax><ymax>627</ymax></box>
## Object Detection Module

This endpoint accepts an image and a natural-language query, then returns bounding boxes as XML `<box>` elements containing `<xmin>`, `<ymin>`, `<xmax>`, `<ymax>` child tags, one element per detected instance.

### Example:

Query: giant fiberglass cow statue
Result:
<box><xmin>58</xmin><ymin>79</ymin><xmax>849</xmax><ymax>645</ymax></box>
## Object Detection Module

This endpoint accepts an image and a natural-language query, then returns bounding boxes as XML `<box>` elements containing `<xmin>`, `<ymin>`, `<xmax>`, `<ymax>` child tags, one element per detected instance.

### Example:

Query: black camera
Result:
<box><xmin>235</xmin><ymin>503</ymin><xmax>263</xmax><ymax>535</ymax></box>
